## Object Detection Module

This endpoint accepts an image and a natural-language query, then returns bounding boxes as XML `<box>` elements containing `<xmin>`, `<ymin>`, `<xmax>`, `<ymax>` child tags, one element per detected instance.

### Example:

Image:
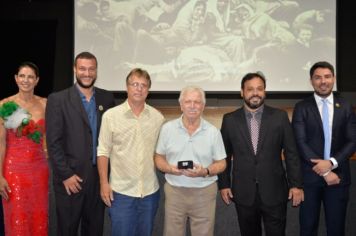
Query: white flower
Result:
<box><xmin>4</xmin><ymin>108</ymin><xmax>31</xmax><ymax>129</ymax></box>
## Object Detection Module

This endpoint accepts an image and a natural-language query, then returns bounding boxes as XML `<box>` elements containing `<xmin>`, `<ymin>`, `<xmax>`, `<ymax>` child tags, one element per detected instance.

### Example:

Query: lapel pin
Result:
<box><xmin>335</xmin><ymin>103</ymin><xmax>340</xmax><ymax>108</ymax></box>
<box><xmin>98</xmin><ymin>105</ymin><xmax>104</xmax><ymax>111</ymax></box>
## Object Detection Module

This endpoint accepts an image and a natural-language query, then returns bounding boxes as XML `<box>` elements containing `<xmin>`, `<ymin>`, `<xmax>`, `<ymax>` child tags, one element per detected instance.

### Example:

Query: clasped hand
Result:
<box><xmin>311</xmin><ymin>159</ymin><xmax>332</xmax><ymax>175</ymax></box>
<box><xmin>168</xmin><ymin>163</ymin><xmax>207</xmax><ymax>177</ymax></box>
<box><xmin>311</xmin><ymin>159</ymin><xmax>340</xmax><ymax>185</ymax></box>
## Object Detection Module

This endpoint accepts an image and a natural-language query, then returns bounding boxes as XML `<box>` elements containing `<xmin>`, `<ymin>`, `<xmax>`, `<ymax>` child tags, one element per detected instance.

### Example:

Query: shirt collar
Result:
<box><xmin>244</xmin><ymin>104</ymin><xmax>264</xmax><ymax>118</ymax></box>
<box><xmin>123</xmin><ymin>99</ymin><xmax>149</xmax><ymax>116</ymax></box>
<box><xmin>178</xmin><ymin>115</ymin><xmax>207</xmax><ymax>132</ymax></box>
<box><xmin>75</xmin><ymin>83</ymin><xmax>95</xmax><ymax>100</ymax></box>
<box><xmin>314</xmin><ymin>93</ymin><xmax>333</xmax><ymax>105</ymax></box>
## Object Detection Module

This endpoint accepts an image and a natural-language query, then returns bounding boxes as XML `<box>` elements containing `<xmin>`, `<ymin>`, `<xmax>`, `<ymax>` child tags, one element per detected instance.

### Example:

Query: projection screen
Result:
<box><xmin>75</xmin><ymin>0</ymin><xmax>336</xmax><ymax>91</ymax></box>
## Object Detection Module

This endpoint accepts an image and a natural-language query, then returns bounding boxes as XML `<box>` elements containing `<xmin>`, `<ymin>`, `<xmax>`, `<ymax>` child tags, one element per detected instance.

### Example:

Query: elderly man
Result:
<box><xmin>154</xmin><ymin>85</ymin><xmax>226</xmax><ymax>236</ymax></box>
<box><xmin>97</xmin><ymin>68</ymin><xmax>164</xmax><ymax>236</ymax></box>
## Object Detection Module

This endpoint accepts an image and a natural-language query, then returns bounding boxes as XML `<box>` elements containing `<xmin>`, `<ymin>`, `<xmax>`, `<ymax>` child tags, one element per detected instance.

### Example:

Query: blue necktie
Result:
<box><xmin>322</xmin><ymin>99</ymin><xmax>331</xmax><ymax>159</ymax></box>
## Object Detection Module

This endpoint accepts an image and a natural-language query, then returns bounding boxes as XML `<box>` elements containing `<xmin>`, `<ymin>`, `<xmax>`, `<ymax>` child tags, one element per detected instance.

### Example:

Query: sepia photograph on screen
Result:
<box><xmin>75</xmin><ymin>0</ymin><xmax>336</xmax><ymax>91</ymax></box>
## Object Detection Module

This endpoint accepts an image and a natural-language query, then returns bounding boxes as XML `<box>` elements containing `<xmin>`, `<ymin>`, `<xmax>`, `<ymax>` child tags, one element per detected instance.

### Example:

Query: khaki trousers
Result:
<box><xmin>163</xmin><ymin>182</ymin><xmax>217</xmax><ymax>236</ymax></box>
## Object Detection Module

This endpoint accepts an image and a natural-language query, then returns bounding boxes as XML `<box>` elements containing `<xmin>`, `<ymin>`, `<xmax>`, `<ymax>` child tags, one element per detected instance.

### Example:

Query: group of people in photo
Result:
<box><xmin>76</xmin><ymin>0</ymin><xmax>335</xmax><ymax>90</ymax></box>
<box><xmin>1</xmin><ymin>51</ymin><xmax>356</xmax><ymax>236</ymax></box>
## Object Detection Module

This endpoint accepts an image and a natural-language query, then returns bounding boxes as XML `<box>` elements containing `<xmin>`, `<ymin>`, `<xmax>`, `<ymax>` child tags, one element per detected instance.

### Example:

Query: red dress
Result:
<box><xmin>2</xmin><ymin>119</ymin><xmax>49</xmax><ymax>236</ymax></box>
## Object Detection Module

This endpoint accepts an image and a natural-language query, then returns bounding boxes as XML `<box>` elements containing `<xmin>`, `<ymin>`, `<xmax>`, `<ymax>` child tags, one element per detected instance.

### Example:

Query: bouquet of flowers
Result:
<box><xmin>0</xmin><ymin>101</ymin><xmax>44</xmax><ymax>143</ymax></box>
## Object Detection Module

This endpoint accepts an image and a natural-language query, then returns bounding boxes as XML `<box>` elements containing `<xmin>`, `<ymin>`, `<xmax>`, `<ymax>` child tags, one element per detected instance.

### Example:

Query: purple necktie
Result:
<box><xmin>251</xmin><ymin>113</ymin><xmax>259</xmax><ymax>154</ymax></box>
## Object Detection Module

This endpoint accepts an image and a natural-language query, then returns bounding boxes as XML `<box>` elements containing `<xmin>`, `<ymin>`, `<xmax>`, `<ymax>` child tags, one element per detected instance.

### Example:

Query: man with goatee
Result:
<box><xmin>218</xmin><ymin>72</ymin><xmax>304</xmax><ymax>236</ymax></box>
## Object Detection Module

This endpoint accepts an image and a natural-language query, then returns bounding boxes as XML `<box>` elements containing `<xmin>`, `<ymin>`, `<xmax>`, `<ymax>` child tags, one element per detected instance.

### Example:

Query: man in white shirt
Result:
<box><xmin>292</xmin><ymin>61</ymin><xmax>356</xmax><ymax>236</ymax></box>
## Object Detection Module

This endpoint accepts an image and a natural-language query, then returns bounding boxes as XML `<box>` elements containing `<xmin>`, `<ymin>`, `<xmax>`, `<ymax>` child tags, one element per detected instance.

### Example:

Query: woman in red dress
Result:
<box><xmin>0</xmin><ymin>62</ymin><xmax>49</xmax><ymax>235</ymax></box>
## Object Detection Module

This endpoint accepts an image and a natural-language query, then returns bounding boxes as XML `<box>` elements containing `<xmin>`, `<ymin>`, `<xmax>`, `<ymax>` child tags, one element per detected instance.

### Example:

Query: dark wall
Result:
<box><xmin>0</xmin><ymin>0</ymin><xmax>73</xmax><ymax>98</ymax></box>
<box><xmin>336</xmin><ymin>1</ymin><xmax>356</xmax><ymax>92</ymax></box>
<box><xmin>0</xmin><ymin>0</ymin><xmax>355</xmax><ymax>103</ymax></box>
<box><xmin>0</xmin><ymin>19</ymin><xmax>57</xmax><ymax>97</ymax></box>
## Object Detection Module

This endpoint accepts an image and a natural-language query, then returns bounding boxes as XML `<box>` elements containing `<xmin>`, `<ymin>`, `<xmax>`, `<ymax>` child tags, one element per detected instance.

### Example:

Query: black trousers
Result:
<box><xmin>299</xmin><ymin>185</ymin><xmax>349</xmax><ymax>236</ymax></box>
<box><xmin>53</xmin><ymin>166</ymin><xmax>105</xmax><ymax>236</ymax></box>
<box><xmin>235</xmin><ymin>185</ymin><xmax>287</xmax><ymax>236</ymax></box>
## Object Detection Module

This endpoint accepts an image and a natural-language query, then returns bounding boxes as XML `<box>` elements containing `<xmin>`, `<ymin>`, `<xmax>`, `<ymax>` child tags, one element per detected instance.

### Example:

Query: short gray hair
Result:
<box><xmin>178</xmin><ymin>86</ymin><xmax>206</xmax><ymax>104</ymax></box>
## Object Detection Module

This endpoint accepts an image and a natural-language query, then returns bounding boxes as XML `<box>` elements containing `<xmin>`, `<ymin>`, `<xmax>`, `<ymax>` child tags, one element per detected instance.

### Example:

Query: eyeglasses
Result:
<box><xmin>128</xmin><ymin>82</ymin><xmax>149</xmax><ymax>89</ymax></box>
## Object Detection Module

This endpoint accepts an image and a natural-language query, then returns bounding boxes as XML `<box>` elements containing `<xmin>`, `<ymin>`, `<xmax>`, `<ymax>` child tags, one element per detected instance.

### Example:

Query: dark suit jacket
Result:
<box><xmin>292</xmin><ymin>95</ymin><xmax>356</xmax><ymax>187</ymax></box>
<box><xmin>218</xmin><ymin>105</ymin><xmax>303</xmax><ymax>206</ymax></box>
<box><xmin>46</xmin><ymin>85</ymin><xmax>115</xmax><ymax>191</ymax></box>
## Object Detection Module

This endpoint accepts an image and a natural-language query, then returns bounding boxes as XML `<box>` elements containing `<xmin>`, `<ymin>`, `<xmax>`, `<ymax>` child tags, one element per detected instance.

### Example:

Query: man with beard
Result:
<box><xmin>292</xmin><ymin>61</ymin><xmax>356</xmax><ymax>236</ymax></box>
<box><xmin>46</xmin><ymin>51</ymin><xmax>115</xmax><ymax>236</ymax></box>
<box><xmin>218</xmin><ymin>72</ymin><xmax>304</xmax><ymax>236</ymax></box>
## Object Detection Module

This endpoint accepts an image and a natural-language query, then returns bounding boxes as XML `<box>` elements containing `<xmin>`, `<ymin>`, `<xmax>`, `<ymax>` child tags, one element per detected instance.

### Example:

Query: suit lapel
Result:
<box><xmin>94</xmin><ymin>88</ymin><xmax>104</xmax><ymax>128</ymax></box>
<box><xmin>309</xmin><ymin>96</ymin><xmax>324</xmax><ymax>131</ymax></box>
<box><xmin>332</xmin><ymin>96</ymin><xmax>342</xmax><ymax>139</ymax></box>
<box><xmin>257</xmin><ymin>106</ymin><xmax>270</xmax><ymax>155</ymax></box>
<box><xmin>69</xmin><ymin>85</ymin><xmax>90</xmax><ymax>127</ymax></box>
